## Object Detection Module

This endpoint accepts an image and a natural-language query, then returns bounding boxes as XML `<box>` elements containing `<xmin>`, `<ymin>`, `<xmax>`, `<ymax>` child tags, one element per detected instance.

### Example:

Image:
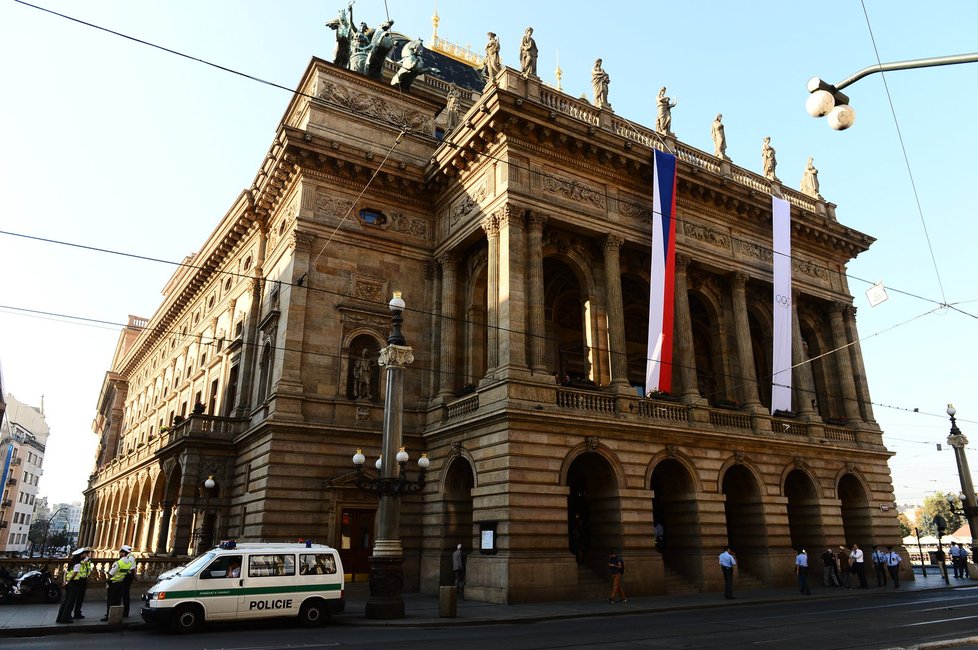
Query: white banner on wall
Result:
<box><xmin>771</xmin><ymin>196</ymin><xmax>792</xmax><ymax>414</ymax></box>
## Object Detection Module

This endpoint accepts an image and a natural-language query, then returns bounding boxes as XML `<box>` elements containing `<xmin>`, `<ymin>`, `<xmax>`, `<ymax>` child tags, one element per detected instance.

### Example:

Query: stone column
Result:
<box><xmin>791</xmin><ymin>292</ymin><xmax>816</xmax><ymax>417</ymax></box>
<box><xmin>155</xmin><ymin>501</ymin><xmax>173</xmax><ymax>555</ymax></box>
<box><xmin>233</xmin><ymin>275</ymin><xmax>264</xmax><ymax>417</ymax></box>
<box><xmin>172</xmin><ymin>501</ymin><xmax>194</xmax><ymax>556</ymax></box>
<box><xmin>829</xmin><ymin>302</ymin><xmax>862</xmax><ymax>422</ymax></box>
<box><xmin>497</xmin><ymin>204</ymin><xmax>529</xmax><ymax>373</ymax></box>
<box><xmin>275</xmin><ymin>231</ymin><xmax>314</xmax><ymax>401</ymax></box>
<box><xmin>425</xmin><ymin>260</ymin><xmax>440</xmax><ymax>399</ymax></box>
<box><xmin>729</xmin><ymin>272</ymin><xmax>761</xmax><ymax>408</ymax></box>
<box><xmin>482</xmin><ymin>213</ymin><xmax>500</xmax><ymax>374</ymax></box>
<box><xmin>139</xmin><ymin>505</ymin><xmax>155</xmax><ymax>552</ymax></box>
<box><xmin>526</xmin><ymin>212</ymin><xmax>548</xmax><ymax>374</ymax></box>
<box><xmin>674</xmin><ymin>254</ymin><xmax>699</xmax><ymax>401</ymax></box>
<box><xmin>437</xmin><ymin>254</ymin><xmax>458</xmax><ymax>399</ymax></box>
<box><xmin>844</xmin><ymin>306</ymin><xmax>876</xmax><ymax>422</ymax></box>
<box><xmin>603</xmin><ymin>235</ymin><xmax>629</xmax><ymax>387</ymax></box>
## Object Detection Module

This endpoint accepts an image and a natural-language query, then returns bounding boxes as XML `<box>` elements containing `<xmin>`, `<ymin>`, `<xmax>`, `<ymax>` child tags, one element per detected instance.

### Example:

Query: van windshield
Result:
<box><xmin>178</xmin><ymin>552</ymin><xmax>217</xmax><ymax>577</ymax></box>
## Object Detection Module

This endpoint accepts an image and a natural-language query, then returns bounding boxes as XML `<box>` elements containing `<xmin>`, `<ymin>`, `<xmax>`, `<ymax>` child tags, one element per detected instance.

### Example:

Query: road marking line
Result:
<box><xmin>902</xmin><ymin>614</ymin><xmax>978</xmax><ymax>627</ymax></box>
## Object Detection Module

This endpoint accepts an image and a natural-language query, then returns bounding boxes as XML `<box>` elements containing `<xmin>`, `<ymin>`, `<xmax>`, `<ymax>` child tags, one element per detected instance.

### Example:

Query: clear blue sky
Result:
<box><xmin>1</xmin><ymin>0</ymin><xmax>975</xmax><ymax>506</ymax></box>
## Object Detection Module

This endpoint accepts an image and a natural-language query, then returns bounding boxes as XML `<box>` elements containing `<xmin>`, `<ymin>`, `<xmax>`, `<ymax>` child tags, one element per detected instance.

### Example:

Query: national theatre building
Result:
<box><xmin>80</xmin><ymin>18</ymin><xmax>903</xmax><ymax>603</ymax></box>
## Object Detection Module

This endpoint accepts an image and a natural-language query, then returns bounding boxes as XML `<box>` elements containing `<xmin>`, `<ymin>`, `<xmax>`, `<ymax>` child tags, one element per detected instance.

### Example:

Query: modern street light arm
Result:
<box><xmin>833</xmin><ymin>52</ymin><xmax>978</xmax><ymax>92</ymax></box>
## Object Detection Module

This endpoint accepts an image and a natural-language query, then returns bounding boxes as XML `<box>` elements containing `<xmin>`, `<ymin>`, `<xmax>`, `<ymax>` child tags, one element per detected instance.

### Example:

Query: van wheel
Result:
<box><xmin>299</xmin><ymin>599</ymin><xmax>326</xmax><ymax>627</ymax></box>
<box><xmin>171</xmin><ymin>603</ymin><xmax>204</xmax><ymax>634</ymax></box>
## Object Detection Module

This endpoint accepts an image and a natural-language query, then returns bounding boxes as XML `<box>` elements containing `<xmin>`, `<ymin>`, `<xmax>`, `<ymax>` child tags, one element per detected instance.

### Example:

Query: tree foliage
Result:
<box><xmin>917</xmin><ymin>491</ymin><xmax>964</xmax><ymax>536</ymax></box>
<box><xmin>896</xmin><ymin>511</ymin><xmax>913</xmax><ymax>538</ymax></box>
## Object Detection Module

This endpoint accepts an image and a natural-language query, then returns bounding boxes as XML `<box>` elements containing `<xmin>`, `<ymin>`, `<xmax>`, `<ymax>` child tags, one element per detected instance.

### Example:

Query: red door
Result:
<box><xmin>339</xmin><ymin>508</ymin><xmax>375</xmax><ymax>582</ymax></box>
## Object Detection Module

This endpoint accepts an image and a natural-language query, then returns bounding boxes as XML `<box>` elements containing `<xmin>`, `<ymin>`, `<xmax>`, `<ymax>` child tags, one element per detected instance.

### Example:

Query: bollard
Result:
<box><xmin>439</xmin><ymin>586</ymin><xmax>457</xmax><ymax>618</ymax></box>
<box><xmin>106</xmin><ymin>605</ymin><xmax>124</xmax><ymax>625</ymax></box>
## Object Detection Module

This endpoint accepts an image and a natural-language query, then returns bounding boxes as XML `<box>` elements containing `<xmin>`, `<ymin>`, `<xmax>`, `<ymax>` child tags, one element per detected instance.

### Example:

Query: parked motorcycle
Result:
<box><xmin>0</xmin><ymin>567</ymin><xmax>62</xmax><ymax>604</ymax></box>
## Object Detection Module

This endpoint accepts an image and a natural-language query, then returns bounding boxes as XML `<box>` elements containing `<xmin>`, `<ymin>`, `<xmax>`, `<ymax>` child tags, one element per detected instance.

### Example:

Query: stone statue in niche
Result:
<box><xmin>390</xmin><ymin>38</ymin><xmax>440</xmax><ymax>91</ymax></box>
<box><xmin>445</xmin><ymin>84</ymin><xmax>461</xmax><ymax>132</ymax></box>
<box><xmin>353</xmin><ymin>348</ymin><xmax>373</xmax><ymax>399</ymax></box>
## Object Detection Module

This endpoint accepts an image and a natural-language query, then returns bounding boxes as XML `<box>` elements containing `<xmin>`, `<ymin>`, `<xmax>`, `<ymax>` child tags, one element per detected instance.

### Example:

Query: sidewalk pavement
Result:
<box><xmin>0</xmin><ymin>568</ymin><xmax>966</xmax><ymax>637</ymax></box>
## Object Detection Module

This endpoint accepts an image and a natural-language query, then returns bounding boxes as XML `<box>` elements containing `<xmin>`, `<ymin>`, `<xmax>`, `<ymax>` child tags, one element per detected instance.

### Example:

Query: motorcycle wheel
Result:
<box><xmin>43</xmin><ymin>584</ymin><xmax>62</xmax><ymax>604</ymax></box>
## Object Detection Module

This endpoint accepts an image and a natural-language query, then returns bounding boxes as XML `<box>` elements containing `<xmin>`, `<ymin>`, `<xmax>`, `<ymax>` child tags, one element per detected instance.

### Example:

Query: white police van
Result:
<box><xmin>141</xmin><ymin>541</ymin><xmax>344</xmax><ymax>633</ymax></box>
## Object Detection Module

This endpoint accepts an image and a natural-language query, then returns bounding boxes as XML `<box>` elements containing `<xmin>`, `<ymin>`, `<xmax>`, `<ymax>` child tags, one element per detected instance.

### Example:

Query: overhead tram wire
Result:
<box><xmin>859</xmin><ymin>0</ymin><xmax>948</xmax><ymax>306</ymax></box>
<box><xmin>9</xmin><ymin>2</ymin><xmax>966</xmax><ymax>317</ymax></box>
<box><xmin>13</xmin><ymin>3</ymin><xmax>975</xmax><ymax>416</ymax></box>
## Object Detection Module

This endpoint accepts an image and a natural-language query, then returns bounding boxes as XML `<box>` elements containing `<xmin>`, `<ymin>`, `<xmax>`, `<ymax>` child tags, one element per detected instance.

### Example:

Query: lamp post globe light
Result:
<box><xmin>945</xmin><ymin>404</ymin><xmax>978</xmax><ymax>576</ymax></box>
<box><xmin>350</xmin><ymin>291</ymin><xmax>428</xmax><ymax>620</ymax></box>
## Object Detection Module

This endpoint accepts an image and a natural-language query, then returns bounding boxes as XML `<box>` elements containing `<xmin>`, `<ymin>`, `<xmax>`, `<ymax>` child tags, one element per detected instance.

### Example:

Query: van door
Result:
<box><xmin>239</xmin><ymin>553</ymin><xmax>299</xmax><ymax>618</ymax></box>
<box><xmin>197</xmin><ymin>554</ymin><xmax>242</xmax><ymax>620</ymax></box>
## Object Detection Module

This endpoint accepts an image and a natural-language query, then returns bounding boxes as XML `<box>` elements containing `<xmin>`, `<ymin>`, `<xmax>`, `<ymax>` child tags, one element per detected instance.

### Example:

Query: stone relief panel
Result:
<box><xmin>683</xmin><ymin>221</ymin><xmax>731</xmax><ymax>252</ymax></box>
<box><xmin>450</xmin><ymin>180</ymin><xmax>488</xmax><ymax>227</ymax></box>
<box><xmin>317</xmin><ymin>80</ymin><xmax>433</xmax><ymax>132</ymax></box>
<box><xmin>389</xmin><ymin>212</ymin><xmax>428</xmax><ymax>240</ymax></box>
<box><xmin>350</xmin><ymin>273</ymin><xmax>388</xmax><ymax>304</ymax></box>
<box><xmin>541</xmin><ymin>172</ymin><xmax>606</xmax><ymax>210</ymax></box>
<box><xmin>544</xmin><ymin>230</ymin><xmax>595</xmax><ymax>268</ymax></box>
<box><xmin>618</xmin><ymin>195</ymin><xmax>653</xmax><ymax>224</ymax></box>
<box><xmin>315</xmin><ymin>190</ymin><xmax>356</xmax><ymax>222</ymax></box>
<box><xmin>737</xmin><ymin>240</ymin><xmax>830</xmax><ymax>283</ymax></box>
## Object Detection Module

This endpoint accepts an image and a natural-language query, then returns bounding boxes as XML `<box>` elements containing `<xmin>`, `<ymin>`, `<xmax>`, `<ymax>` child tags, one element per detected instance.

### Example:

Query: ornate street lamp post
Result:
<box><xmin>351</xmin><ymin>292</ymin><xmax>428</xmax><ymax>619</ymax></box>
<box><xmin>195</xmin><ymin>475</ymin><xmax>216</xmax><ymax>554</ymax></box>
<box><xmin>946</xmin><ymin>404</ymin><xmax>978</xmax><ymax>576</ymax></box>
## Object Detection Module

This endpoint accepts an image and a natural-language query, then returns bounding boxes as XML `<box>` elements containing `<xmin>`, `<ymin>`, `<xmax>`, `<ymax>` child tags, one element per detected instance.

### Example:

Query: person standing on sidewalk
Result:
<box><xmin>719</xmin><ymin>546</ymin><xmax>736</xmax><ymax>599</ymax></box>
<box><xmin>851</xmin><ymin>543</ymin><xmax>868</xmax><ymax>588</ymax></box>
<box><xmin>56</xmin><ymin>547</ymin><xmax>90</xmax><ymax>624</ymax></box>
<box><xmin>452</xmin><ymin>543</ymin><xmax>466</xmax><ymax>601</ymax></box>
<box><xmin>950</xmin><ymin>543</ymin><xmax>964</xmax><ymax>578</ymax></box>
<box><xmin>886</xmin><ymin>545</ymin><xmax>903</xmax><ymax>588</ymax></box>
<box><xmin>794</xmin><ymin>549</ymin><xmax>812</xmax><ymax>595</ymax></box>
<box><xmin>821</xmin><ymin>548</ymin><xmax>839</xmax><ymax>587</ymax></box>
<box><xmin>872</xmin><ymin>545</ymin><xmax>888</xmax><ymax>587</ymax></box>
<box><xmin>608</xmin><ymin>550</ymin><xmax>627</xmax><ymax>604</ymax></box>
<box><xmin>102</xmin><ymin>545</ymin><xmax>135</xmax><ymax>621</ymax></box>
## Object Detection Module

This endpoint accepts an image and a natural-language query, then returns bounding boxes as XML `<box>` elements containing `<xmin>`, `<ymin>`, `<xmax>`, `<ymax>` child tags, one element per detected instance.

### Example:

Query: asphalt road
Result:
<box><xmin>11</xmin><ymin>587</ymin><xmax>978</xmax><ymax>649</ymax></box>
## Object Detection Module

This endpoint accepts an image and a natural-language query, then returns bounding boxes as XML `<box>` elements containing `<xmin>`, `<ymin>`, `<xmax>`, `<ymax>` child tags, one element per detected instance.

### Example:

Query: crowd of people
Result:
<box><xmin>56</xmin><ymin>544</ymin><xmax>136</xmax><ymax>624</ymax></box>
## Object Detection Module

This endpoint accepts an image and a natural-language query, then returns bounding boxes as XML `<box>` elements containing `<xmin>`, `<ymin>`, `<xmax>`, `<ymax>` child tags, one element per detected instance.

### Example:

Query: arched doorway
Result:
<box><xmin>441</xmin><ymin>457</ymin><xmax>475</xmax><ymax>585</ymax></box>
<box><xmin>785</xmin><ymin>469</ymin><xmax>824</xmax><ymax>552</ymax></box>
<box><xmin>722</xmin><ymin>464</ymin><xmax>769</xmax><ymax>578</ymax></box>
<box><xmin>543</xmin><ymin>258</ymin><xmax>591</xmax><ymax>381</ymax></box>
<box><xmin>566</xmin><ymin>452</ymin><xmax>621</xmax><ymax>573</ymax></box>
<box><xmin>651</xmin><ymin>458</ymin><xmax>700</xmax><ymax>582</ymax></box>
<box><xmin>839</xmin><ymin>473</ymin><xmax>873</xmax><ymax>546</ymax></box>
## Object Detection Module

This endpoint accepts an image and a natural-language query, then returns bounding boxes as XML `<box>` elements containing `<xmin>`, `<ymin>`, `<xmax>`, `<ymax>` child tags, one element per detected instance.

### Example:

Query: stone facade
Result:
<box><xmin>81</xmin><ymin>56</ymin><xmax>904</xmax><ymax>604</ymax></box>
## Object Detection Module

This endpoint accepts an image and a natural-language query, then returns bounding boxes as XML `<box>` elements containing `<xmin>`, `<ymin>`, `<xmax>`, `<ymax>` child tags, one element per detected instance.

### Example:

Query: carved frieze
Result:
<box><xmin>389</xmin><ymin>212</ymin><xmax>428</xmax><ymax>240</ymax></box>
<box><xmin>317</xmin><ymin>80</ymin><xmax>432</xmax><ymax>132</ymax></box>
<box><xmin>315</xmin><ymin>190</ymin><xmax>355</xmax><ymax>221</ymax></box>
<box><xmin>450</xmin><ymin>182</ymin><xmax>487</xmax><ymax>226</ymax></box>
<box><xmin>542</xmin><ymin>174</ymin><xmax>606</xmax><ymax>209</ymax></box>
<box><xmin>619</xmin><ymin>197</ymin><xmax>653</xmax><ymax>223</ymax></box>
<box><xmin>683</xmin><ymin>222</ymin><xmax>731</xmax><ymax>251</ymax></box>
<box><xmin>739</xmin><ymin>240</ymin><xmax>773</xmax><ymax>263</ymax></box>
<box><xmin>738</xmin><ymin>239</ymin><xmax>829</xmax><ymax>282</ymax></box>
<box><xmin>349</xmin><ymin>273</ymin><xmax>387</xmax><ymax>304</ymax></box>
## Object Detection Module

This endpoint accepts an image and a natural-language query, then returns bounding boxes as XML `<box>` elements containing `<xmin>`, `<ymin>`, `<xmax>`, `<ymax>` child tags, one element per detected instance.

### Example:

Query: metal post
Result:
<box><xmin>914</xmin><ymin>527</ymin><xmax>927</xmax><ymax>578</ymax></box>
<box><xmin>947</xmin><ymin>406</ymin><xmax>978</xmax><ymax>575</ymax></box>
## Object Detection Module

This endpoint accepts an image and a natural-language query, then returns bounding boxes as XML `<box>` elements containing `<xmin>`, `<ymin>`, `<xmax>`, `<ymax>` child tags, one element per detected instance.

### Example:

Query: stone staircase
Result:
<box><xmin>577</xmin><ymin>564</ymin><xmax>611</xmax><ymax>599</ymax></box>
<box><xmin>663</xmin><ymin>566</ymin><xmax>699</xmax><ymax>595</ymax></box>
<box><xmin>734</xmin><ymin>567</ymin><xmax>766</xmax><ymax>591</ymax></box>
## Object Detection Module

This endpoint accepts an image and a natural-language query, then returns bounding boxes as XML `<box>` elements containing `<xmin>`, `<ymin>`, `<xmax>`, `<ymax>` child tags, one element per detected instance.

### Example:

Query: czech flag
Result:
<box><xmin>646</xmin><ymin>150</ymin><xmax>677</xmax><ymax>394</ymax></box>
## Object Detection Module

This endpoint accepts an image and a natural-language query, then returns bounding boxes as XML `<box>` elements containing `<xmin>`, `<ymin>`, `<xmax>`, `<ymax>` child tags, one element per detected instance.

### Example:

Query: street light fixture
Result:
<box><xmin>945</xmin><ymin>404</ymin><xmax>978</xmax><ymax>576</ymax></box>
<box><xmin>807</xmin><ymin>52</ymin><xmax>978</xmax><ymax>130</ymax></box>
<box><xmin>351</xmin><ymin>291</ymin><xmax>426</xmax><ymax>620</ymax></box>
<box><xmin>196</xmin><ymin>475</ymin><xmax>216</xmax><ymax>553</ymax></box>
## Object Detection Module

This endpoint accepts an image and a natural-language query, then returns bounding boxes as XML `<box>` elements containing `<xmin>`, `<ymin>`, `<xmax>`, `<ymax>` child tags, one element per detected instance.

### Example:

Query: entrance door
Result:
<box><xmin>339</xmin><ymin>508</ymin><xmax>375</xmax><ymax>582</ymax></box>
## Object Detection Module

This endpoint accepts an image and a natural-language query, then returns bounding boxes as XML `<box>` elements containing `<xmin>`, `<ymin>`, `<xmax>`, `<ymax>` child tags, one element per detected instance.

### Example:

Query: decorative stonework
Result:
<box><xmin>291</xmin><ymin>231</ymin><xmax>315</xmax><ymax>252</ymax></box>
<box><xmin>450</xmin><ymin>182</ymin><xmax>488</xmax><ymax>226</ymax></box>
<box><xmin>542</xmin><ymin>174</ymin><xmax>606</xmax><ymax>209</ymax></box>
<box><xmin>792</xmin><ymin>258</ymin><xmax>829</xmax><ymax>281</ymax></box>
<box><xmin>350</xmin><ymin>274</ymin><xmax>387</xmax><ymax>303</ymax></box>
<box><xmin>378</xmin><ymin>344</ymin><xmax>415</xmax><ymax>367</ymax></box>
<box><xmin>739</xmin><ymin>240</ymin><xmax>773</xmax><ymax>263</ymax></box>
<box><xmin>683</xmin><ymin>222</ymin><xmax>731</xmax><ymax>250</ymax></box>
<box><xmin>356</xmin><ymin>406</ymin><xmax>370</xmax><ymax>421</ymax></box>
<box><xmin>734</xmin><ymin>451</ymin><xmax>745</xmax><ymax>465</ymax></box>
<box><xmin>450</xmin><ymin>441</ymin><xmax>463</xmax><ymax>459</ymax></box>
<box><xmin>315</xmin><ymin>191</ymin><xmax>356</xmax><ymax>221</ymax></box>
<box><xmin>317</xmin><ymin>80</ymin><xmax>432</xmax><ymax>132</ymax></box>
<box><xmin>585</xmin><ymin>436</ymin><xmax>599</xmax><ymax>451</ymax></box>
<box><xmin>544</xmin><ymin>231</ymin><xmax>594</xmax><ymax>267</ymax></box>
<box><xmin>666</xmin><ymin>444</ymin><xmax>679</xmax><ymax>459</ymax></box>
<box><xmin>339</xmin><ymin>309</ymin><xmax>389</xmax><ymax>340</ymax></box>
<box><xmin>389</xmin><ymin>212</ymin><xmax>428</xmax><ymax>240</ymax></box>
<box><xmin>619</xmin><ymin>197</ymin><xmax>653</xmax><ymax>223</ymax></box>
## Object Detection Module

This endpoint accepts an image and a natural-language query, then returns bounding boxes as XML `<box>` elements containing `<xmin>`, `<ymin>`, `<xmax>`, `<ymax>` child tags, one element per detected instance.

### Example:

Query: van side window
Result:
<box><xmin>299</xmin><ymin>553</ymin><xmax>337</xmax><ymax>575</ymax></box>
<box><xmin>202</xmin><ymin>555</ymin><xmax>242</xmax><ymax>579</ymax></box>
<box><xmin>248</xmin><ymin>554</ymin><xmax>296</xmax><ymax>577</ymax></box>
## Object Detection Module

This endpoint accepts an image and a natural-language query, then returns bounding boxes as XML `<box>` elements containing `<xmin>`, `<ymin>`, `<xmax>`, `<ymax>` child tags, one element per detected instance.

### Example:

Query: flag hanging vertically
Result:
<box><xmin>771</xmin><ymin>195</ymin><xmax>792</xmax><ymax>413</ymax></box>
<box><xmin>646</xmin><ymin>150</ymin><xmax>677</xmax><ymax>394</ymax></box>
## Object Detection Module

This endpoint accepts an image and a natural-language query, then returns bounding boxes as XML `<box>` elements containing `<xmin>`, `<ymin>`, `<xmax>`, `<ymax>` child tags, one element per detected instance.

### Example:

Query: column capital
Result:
<box><xmin>378</xmin><ymin>344</ymin><xmax>415</xmax><ymax>368</ymax></box>
<box><xmin>730</xmin><ymin>271</ymin><xmax>750</xmax><ymax>289</ymax></box>
<box><xmin>604</xmin><ymin>234</ymin><xmax>623</xmax><ymax>252</ymax></box>
<box><xmin>497</xmin><ymin>202</ymin><xmax>526</xmax><ymax>229</ymax></box>
<box><xmin>832</xmin><ymin>300</ymin><xmax>851</xmax><ymax>316</ymax></box>
<box><xmin>526</xmin><ymin>211</ymin><xmax>548</xmax><ymax>231</ymax></box>
<box><xmin>290</xmin><ymin>230</ymin><xmax>315</xmax><ymax>252</ymax></box>
<box><xmin>437</xmin><ymin>252</ymin><xmax>458</xmax><ymax>270</ymax></box>
<box><xmin>675</xmin><ymin>253</ymin><xmax>691</xmax><ymax>271</ymax></box>
<box><xmin>481</xmin><ymin>213</ymin><xmax>500</xmax><ymax>236</ymax></box>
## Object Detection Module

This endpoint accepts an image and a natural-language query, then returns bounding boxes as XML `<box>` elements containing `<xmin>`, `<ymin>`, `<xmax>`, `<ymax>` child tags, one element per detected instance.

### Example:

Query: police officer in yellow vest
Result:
<box><xmin>56</xmin><ymin>547</ymin><xmax>91</xmax><ymax>624</ymax></box>
<box><xmin>102</xmin><ymin>545</ymin><xmax>135</xmax><ymax>621</ymax></box>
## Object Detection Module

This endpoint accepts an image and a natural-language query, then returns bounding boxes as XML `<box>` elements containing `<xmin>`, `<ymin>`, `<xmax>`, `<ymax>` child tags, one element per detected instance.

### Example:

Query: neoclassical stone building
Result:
<box><xmin>80</xmin><ymin>34</ymin><xmax>902</xmax><ymax>603</ymax></box>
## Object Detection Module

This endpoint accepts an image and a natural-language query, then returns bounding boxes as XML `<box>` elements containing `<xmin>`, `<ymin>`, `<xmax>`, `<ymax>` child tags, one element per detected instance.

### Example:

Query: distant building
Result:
<box><xmin>0</xmin><ymin>394</ymin><xmax>50</xmax><ymax>553</ymax></box>
<box><xmin>80</xmin><ymin>16</ymin><xmax>903</xmax><ymax>602</ymax></box>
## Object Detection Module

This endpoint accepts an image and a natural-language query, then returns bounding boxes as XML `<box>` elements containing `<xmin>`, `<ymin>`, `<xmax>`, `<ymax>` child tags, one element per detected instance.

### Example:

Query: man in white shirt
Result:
<box><xmin>719</xmin><ymin>547</ymin><xmax>736</xmax><ymax>599</ymax></box>
<box><xmin>850</xmin><ymin>544</ymin><xmax>868</xmax><ymax>588</ymax></box>
<box><xmin>886</xmin><ymin>545</ymin><xmax>903</xmax><ymax>588</ymax></box>
<box><xmin>794</xmin><ymin>549</ymin><xmax>812</xmax><ymax>595</ymax></box>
